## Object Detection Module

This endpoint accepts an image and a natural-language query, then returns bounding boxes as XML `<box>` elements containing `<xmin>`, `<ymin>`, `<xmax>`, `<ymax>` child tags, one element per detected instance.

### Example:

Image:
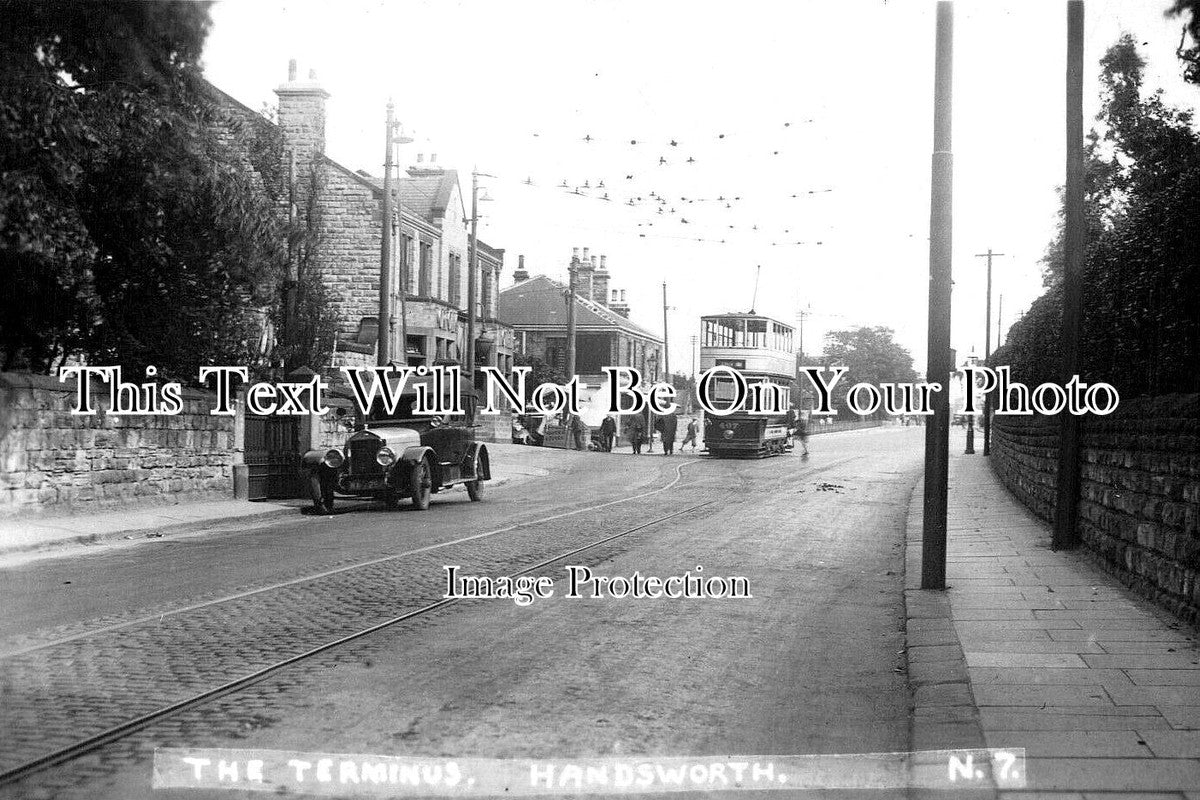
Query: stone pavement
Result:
<box><xmin>0</xmin><ymin>442</ymin><xmax>552</xmax><ymax>560</ymax></box>
<box><xmin>906</xmin><ymin>431</ymin><xmax>1200</xmax><ymax>798</ymax></box>
<box><xmin>0</xmin><ymin>498</ymin><xmax>296</xmax><ymax>558</ymax></box>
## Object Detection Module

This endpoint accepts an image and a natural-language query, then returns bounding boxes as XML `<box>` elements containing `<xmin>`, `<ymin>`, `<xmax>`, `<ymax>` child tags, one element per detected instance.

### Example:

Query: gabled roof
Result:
<box><xmin>397</xmin><ymin>168</ymin><xmax>462</xmax><ymax>222</ymax></box>
<box><xmin>498</xmin><ymin>275</ymin><xmax>661</xmax><ymax>342</ymax></box>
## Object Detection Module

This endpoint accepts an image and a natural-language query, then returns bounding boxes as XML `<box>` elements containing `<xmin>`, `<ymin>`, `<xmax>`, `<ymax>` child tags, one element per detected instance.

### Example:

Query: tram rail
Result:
<box><xmin>0</xmin><ymin>453</ymin><xmax>862</xmax><ymax>790</ymax></box>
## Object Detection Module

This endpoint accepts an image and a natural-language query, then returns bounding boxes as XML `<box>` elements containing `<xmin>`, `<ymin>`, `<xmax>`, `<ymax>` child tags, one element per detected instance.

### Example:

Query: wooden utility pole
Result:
<box><xmin>1055</xmin><ymin>0</ymin><xmax>1085</xmax><ymax>550</ymax></box>
<box><xmin>975</xmin><ymin>249</ymin><xmax>1005</xmax><ymax>456</ymax></box>
<box><xmin>465</xmin><ymin>169</ymin><xmax>487</xmax><ymax>425</ymax></box>
<box><xmin>565</xmin><ymin>255</ymin><xmax>578</xmax><ymax>379</ymax></box>
<box><xmin>998</xmin><ymin>294</ymin><xmax>1004</xmax><ymax>347</ymax></box>
<box><xmin>922</xmin><ymin>0</ymin><xmax>954</xmax><ymax>591</ymax></box>
<box><xmin>662</xmin><ymin>282</ymin><xmax>670</xmax><ymax>379</ymax></box>
<box><xmin>377</xmin><ymin>101</ymin><xmax>395</xmax><ymax>366</ymax></box>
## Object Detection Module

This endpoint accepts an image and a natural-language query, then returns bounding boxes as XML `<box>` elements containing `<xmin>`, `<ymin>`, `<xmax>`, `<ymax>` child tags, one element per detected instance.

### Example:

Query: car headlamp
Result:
<box><xmin>323</xmin><ymin>449</ymin><xmax>344</xmax><ymax>469</ymax></box>
<box><xmin>376</xmin><ymin>447</ymin><xmax>396</xmax><ymax>467</ymax></box>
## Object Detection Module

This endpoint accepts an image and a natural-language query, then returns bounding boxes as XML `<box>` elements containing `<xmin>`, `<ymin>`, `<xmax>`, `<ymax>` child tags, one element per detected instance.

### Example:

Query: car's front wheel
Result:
<box><xmin>410</xmin><ymin>458</ymin><xmax>432</xmax><ymax>510</ymax></box>
<box><xmin>466</xmin><ymin>452</ymin><xmax>484</xmax><ymax>502</ymax></box>
<box><xmin>309</xmin><ymin>473</ymin><xmax>334</xmax><ymax>515</ymax></box>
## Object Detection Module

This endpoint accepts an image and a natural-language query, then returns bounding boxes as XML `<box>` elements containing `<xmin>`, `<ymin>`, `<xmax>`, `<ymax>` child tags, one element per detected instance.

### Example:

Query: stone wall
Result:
<box><xmin>0</xmin><ymin>372</ymin><xmax>235</xmax><ymax>518</ymax></box>
<box><xmin>990</xmin><ymin>395</ymin><xmax>1200</xmax><ymax>623</ymax></box>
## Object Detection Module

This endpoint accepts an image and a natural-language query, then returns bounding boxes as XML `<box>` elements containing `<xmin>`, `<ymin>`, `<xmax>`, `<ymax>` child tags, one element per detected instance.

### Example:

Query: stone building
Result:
<box><xmin>499</xmin><ymin>248</ymin><xmax>663</xmax><ymax>383</ymax></box>
<box><xmin>219</xmin><ymin>61</ymin><xmax>514</xmax><ymax>379</ymax></box>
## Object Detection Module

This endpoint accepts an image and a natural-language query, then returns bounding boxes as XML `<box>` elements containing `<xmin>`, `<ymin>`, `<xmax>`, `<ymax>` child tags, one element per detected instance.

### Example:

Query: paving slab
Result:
<box><xmin>904</xmin><ymin>436</ymin><xmax>1200</xmax><ymax>795</ymax></box>
<box><xmin>983</xmin><ymin>730</ymin><xmax>1154</xmax><ymax>758</ymax></box>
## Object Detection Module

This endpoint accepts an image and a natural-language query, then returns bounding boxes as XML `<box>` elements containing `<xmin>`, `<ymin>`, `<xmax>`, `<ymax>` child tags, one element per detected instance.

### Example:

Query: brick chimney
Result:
<box><xmin>592</xmin><ymin>254</ymin><xmax>610</xmax><ymax>306</ymax></box>
<box><xmin>575</xmin><ymin>247</ymin><xmax>594</xmax><ymax>301</ymax></box>
<box><xmin>275</xmin><ymin>60</ymin><xmax>329</xmax><ymax>174</ymax></box>
<box><xmin>513</xmin><ymin>254</ymin><xmax>529</xmax><ymax>283</ymax></box>
<box><xmin>610</xmin><ymin>288</ymin><xmax>631</xmax><ymax>318</ymax></box>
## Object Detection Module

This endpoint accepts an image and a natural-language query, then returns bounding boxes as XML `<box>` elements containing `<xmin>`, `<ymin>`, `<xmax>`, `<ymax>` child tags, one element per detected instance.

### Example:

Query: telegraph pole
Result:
<box><xmin>662</xmin><ymin>282</ymin><xmax>670</xmax><ymax>379</ymax></box>
<box><xmin>690</xmin><ymin>334</ymin><xmax>698</xmax><ymax>382</ymax></box>
<box><xmin>797</xmin><ymin>305</ymin><xmax>809</xmax><ymax>357</ymax></box>
<box><xmin>465</xmin><ymin>169</ymin><xmax>487</xmax><ymax>425</ymax></box>
<box><xmin>1055</xmin><ymin>0</ymin><xmax>1085</xmax><ymax>550</ymax></box>
<box><xmin>378</xmin><ymin>101</ymin><xmax>395</xmax><ymax>366</ymax></box>
<box><xmin>997</xmin><ymin>294</ymin><xmax>1004</xmax><ymax>347</ymax></box>
<box><xmin>922</xmin><ymin>1</ymin><xmax>954</xmax><ymax>591</ymax></box>
<box><xmin>975</xmin><ymin>249</ymin><xmax>1005</xmax><ymax>456</ymax></box>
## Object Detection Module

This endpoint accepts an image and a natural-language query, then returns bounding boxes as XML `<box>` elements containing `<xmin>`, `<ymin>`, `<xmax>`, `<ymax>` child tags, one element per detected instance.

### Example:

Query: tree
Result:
<box><xmin>514</xmin><ymin>353</ymin><xmax>566</xmax><ymax>387</ymax></box>
<box><xmin>1169</xmin><ymin>0</ymin><xmax>1200</xmax><ymax>85</ymax></box>
<box><xmin>820</xmin><ymin>326</ymin><xmax>918</xmax><ymax>418</ymax></box>
<box><xmin>1000</xmin><ymin>35</ymin><xmax>1200</xmax><ymax>397</ymax></box>
<box><xmin>0</xmin><ymin>1</ymin><xmax>315</xmax><ymax>382</ymax></box>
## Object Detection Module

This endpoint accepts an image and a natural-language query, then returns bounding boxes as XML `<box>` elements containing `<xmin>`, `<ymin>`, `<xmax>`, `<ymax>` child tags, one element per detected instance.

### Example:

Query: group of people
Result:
<box><xmin>597</xmin><ymin>413</ymin><xmax>700</xmax><ymax>455</ymax></box>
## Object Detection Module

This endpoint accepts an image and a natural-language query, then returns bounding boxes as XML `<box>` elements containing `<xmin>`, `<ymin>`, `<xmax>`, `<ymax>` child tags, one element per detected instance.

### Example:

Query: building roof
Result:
<box><xmin>396</xmin><ymin>168</ymin><xmax>461</xmax><ymax>221</ymax></box>
<box><xmin>498</xmin><ymin>275</ymin><xmax>662</xmax><ymax>343</ymax></box>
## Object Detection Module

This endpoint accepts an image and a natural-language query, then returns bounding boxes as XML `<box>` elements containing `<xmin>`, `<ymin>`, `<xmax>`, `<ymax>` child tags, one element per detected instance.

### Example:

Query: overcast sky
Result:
<box><xmin>203</xmin><ymin>0</ymin><xmax>1198</xmax><ymax>376</ymax></box>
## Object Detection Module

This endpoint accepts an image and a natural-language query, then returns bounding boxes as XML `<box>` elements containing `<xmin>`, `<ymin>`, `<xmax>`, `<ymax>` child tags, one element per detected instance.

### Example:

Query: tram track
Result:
<box><xmin>0</xmin><ymin>499</ymin><xmax>718</xmax><ymax>788</ymax></box>
<box><xmin>0</xmin><ymin>451</ymin><xmax>865</xmax><ymax>790</ymax></box>
<box><xmin>0</xmin><ymin>458</ymin><xmax>707</xmax><ymax>661</ymax></box>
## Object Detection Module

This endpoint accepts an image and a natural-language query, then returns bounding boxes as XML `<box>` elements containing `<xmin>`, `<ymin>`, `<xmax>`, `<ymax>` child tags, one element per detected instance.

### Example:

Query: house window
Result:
<box><xmin>448</xmin><ymin>253</ymin><xmax>461</xmax><ymax>307</ymax></box>
<box><xmin>400</xmin><ymin>233</ymin><xmax>414</xmax><ymax>295</ymax></box>
<box><xmin>481</xmin><ymin>264</ymin><xmax>493</xmax><ymax>318</ymax></box>
<box><xmin>418</xmin><ymin>241</ymin><xmax>432</xmax><ymax>296</ymax></box>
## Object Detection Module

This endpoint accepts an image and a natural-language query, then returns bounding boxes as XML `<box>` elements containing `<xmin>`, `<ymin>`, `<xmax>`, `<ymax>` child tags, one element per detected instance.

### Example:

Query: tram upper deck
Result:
<box><xmin>698</xmin><ymin>313</ymin><xmax>796</xmax><ymax>383</ymax></box>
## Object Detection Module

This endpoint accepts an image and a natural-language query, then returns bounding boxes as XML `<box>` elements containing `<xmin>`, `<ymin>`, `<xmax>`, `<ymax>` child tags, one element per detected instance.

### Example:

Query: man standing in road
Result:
<box><xmin>660</xmin><ymin>412</ymin><xmax>678</xmax><ymax>456</ymax></box>
<box><xmin>628</xmin><ymin>412</ymin><xmax>647</xmax><ymax>455</ymax></box>
<box><xmin>599</xmin><ymin>414</ymin><xmax>616</xmax><ymax>452</ymax></box>
<box><xmin>569</xmin><ymin>413</ymin><xmax>586</xmax><ymax>451</ymax></box>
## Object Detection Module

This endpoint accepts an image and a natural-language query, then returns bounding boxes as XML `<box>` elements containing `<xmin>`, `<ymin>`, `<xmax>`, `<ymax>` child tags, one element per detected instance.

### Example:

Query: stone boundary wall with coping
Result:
<box><xmin>0</xmin><ymin>371</ymin><xmax>236</xmax><ymax>518</ymax></box>
<box><xmin>990</xmin><ymin>394</ymin><xmax>1200</xmax><ymax>624</ymax></box>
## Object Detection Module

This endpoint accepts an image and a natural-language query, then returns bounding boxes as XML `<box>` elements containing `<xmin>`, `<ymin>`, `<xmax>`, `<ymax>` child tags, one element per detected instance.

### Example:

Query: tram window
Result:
<box><xmin>747</xmin><ymin>319</ymin><xmax>767</xmax><ymax>348</ymax></box>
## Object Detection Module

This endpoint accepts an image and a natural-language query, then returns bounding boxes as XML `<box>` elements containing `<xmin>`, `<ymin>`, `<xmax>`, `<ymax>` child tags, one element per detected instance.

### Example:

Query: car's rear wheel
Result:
<box><xmin>309</xmin><ymin>473</ymin><xmax>334</xmax><ymax>515</ymax></box>
<box><xmin>466</xmin><ymin>452</ymin><xmax>484</xmax><ymax>502</ymax></box>
<box><xmin>410</xmin><ymin>458</ymin><xmax>432</xmax><ymax>510</ymax></box>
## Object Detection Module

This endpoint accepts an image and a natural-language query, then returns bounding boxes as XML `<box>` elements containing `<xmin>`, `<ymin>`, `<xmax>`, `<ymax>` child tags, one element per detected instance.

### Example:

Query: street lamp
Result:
<box><xmin>962</xmin><ymin>353</ymin><xmax>979</xmax><ymax>455</ymax></box>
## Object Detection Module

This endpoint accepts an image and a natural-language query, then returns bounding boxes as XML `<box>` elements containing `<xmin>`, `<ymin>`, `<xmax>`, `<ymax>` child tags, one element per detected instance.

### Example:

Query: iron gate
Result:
<box><xmin>244</xmin><ymin>414</ymin><xmax>302</xmax><ymax>500</ymax></box>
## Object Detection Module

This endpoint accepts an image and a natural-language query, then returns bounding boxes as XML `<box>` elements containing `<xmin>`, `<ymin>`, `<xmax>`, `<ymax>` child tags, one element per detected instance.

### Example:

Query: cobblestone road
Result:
<box><xmin>1</xmin><ymin>428</ymin><xmax>921</xmax><ymax>799</ymax></box>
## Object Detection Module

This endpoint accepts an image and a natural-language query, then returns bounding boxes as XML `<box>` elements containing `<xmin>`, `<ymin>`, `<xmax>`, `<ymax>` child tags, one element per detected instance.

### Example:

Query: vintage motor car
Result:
<box><xmin>303</xmin><ymin>391</ymin><xmax>490</xmax><ymax>514</ymax></box>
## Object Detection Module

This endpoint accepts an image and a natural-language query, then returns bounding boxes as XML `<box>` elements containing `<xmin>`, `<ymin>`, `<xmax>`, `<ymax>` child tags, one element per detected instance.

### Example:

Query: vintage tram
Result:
<box><xmin>699</xmin><ymin>312</ymin><xmax>796</xmax><ymax>458</ymax></box>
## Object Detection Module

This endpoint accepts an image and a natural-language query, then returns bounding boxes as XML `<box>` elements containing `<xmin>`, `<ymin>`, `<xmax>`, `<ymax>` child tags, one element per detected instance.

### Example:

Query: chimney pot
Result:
<box><xmin>591</xmin><ymin>255</ymin><xmax>597</xmax><ymax>269</ymax></box>
<box><xmin>431</xmin><ymin>153</ymin><xmax>437</xmax><ymax>163</ymax></box>
<box><xmin>599</xmin><ymin>255</ymin><xmax>607</xmax><ymax>270</ymax></box>
<box><xmin>582</xmin><ymin>247</ymin><xmax>590</xmax><ymax>261</ymax></box>
<box><xmin>572</xmin><ymin>247</ymin><xmax>580</xmax><ymax>260</ymax></box>
<box><xmin>288</xmin><ymin>59</ymin><xmax>297</xmax><ymax>81</ymax></box>
<box><xmin>417</xmin><ymin>153</ymin><xmax>424</xmax><ymax>163</ymax></box>
<box><xmin>308</xmin><ymin>68</ymin><xmax>317</xmax><ymax>80</ymax></box>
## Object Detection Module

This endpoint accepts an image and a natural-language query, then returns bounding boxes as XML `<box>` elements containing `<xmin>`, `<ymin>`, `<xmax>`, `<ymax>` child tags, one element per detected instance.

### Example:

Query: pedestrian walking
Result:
<box><xmin>681</xmin><ymin>417</ymin><xmax>699</xmax><ymax>451</ymax></box>
<box><xmin>795</xmin><ymin>413</ymin><xmax>809</xmax><ymax>456</ymax></box>
<box><xmin>569</xmin><ymin>413</ymin><xmax>586</xmax><ymax>451</ymax></box>
<box><xmin>599</xmin><ymin>414</ymin><xmax>616</xmax><ymax>452</ymax></box>
<box><xmin>660</xmin><ymin>413</ymin><xmax>678</xmax><ymax>456</ymax></box>
<box><xmin>628</xmin><ymin>413</ymin><xmax>647</xmax><ymax>455</ymax></box>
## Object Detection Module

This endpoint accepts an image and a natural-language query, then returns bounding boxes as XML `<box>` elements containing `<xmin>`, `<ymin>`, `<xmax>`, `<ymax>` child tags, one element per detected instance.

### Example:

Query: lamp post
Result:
<box><xmin>377</xmin><ymin>102</ymin><xmax>412</xmax><ymax>366</ymax></box>
<box><xmin>963</xmin><ymin>354</ymin><xmax>978</xmax><ymax>455</ymax></box>
<box><xmin>466</xmin><ymin>169</ymin><xmax>494</xmax><ymax>423</ymax></box>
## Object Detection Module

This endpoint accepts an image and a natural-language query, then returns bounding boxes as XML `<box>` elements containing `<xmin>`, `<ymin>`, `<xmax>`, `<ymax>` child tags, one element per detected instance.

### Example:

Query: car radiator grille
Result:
<box><xmin>348</xmin><ymin>439</ymin><xmax>383</xmax><ymax>475</ymax></box>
